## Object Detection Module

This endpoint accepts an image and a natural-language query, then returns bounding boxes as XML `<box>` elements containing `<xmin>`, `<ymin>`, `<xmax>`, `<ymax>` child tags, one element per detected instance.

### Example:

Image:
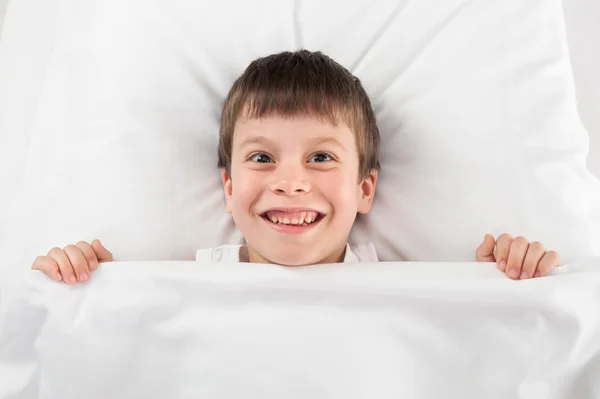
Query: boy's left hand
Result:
<box><xmin>476</xmin><ymin>234</ymin><xmax>561</xmax><ymax>280</ymax></box>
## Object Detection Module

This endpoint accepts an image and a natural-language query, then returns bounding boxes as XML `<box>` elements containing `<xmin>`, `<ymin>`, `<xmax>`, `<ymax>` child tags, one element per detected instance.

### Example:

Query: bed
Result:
<box><xmin>0</xmin><ymin>0</ymin><xmax>599</xmax><ymax>397</ymax></box>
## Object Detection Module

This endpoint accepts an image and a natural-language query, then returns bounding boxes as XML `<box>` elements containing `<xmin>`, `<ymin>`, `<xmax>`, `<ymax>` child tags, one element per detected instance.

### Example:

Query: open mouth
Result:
<box><xmin>260</xmin><ymin>210</ymin><xmax>325</xmax><ymax>227</ymax></box>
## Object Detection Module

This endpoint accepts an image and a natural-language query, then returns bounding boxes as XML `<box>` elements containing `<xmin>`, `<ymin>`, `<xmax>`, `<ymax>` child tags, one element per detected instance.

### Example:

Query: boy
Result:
<box><xmin>31</xmin><ymin>50</ymin><xmax>561</xmax><ymax>282</ymax></box>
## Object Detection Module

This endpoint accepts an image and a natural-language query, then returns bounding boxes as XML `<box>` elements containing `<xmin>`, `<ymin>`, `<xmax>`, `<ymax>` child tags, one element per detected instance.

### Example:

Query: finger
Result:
<box><xmin>520</xmin><ymin>241</ymin><xmax>545</xmax><ymax>279</ymax></box>
<box><xmin>506</xmin><ymin>236</ymin><xmax>529</xmax><ymax>280</ymax></box>
<box><xmin>494</xmin><ymin>233</ymin><xmax>513</xmax><ymax>271</ymax></box>
<box><xmin>47</xmin><ymin>247</ymin><xmax>77</xmax><ymax>284</ymax></box>
<box><xmin>76</xmin><ymin>241</ymin><xmax>99</xmax><ymax>271</ymax></box>
<box><xmin>91</xmin><ymin>239</ymin><xmax>113</xmax><ymax>262</ymax></box>
<box><xmin>534</xmin><ymin>250</ymin><xmax>561</xmax><ymax>278</ymax></box>
<box><xmin>475</xmin><ymin>234</ymin><xmax>496</xmax><ymax>262</ymax></box>
<box><xmin>63</xmin><ymin>245</ymin><xmax>90</xmax><ymax>282</ymax></box>
<box><xmin>31</xmin><ymin>256</ymin><xmax>62</xmax><ymax>282</ymax></box>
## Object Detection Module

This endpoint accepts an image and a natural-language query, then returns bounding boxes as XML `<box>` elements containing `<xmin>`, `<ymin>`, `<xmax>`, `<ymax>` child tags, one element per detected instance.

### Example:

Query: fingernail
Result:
<box><xmin>68</xmin><ymin>275</ymin><xmax>77</xmax><ymax>284</ymax></box>
<box><xmin>498</xmin><ymin>260</ymin><xmax>506</xmax><ymax>271</ymax></box>
<box><xmin>55</xmin><ymin>273</ymin><xmax>62</xmax><ymax>282</ymax></box>
<box><xmin>519</xmin><ymin>272</ymin><xmax>528</xmax><ymax>280</ymax></box>
<box><xmin>79</xmin><ymin>273</ymin><xmax>89</xmax><ymax>282</ymax></box>
<box><xmin>508</xmin><ymin>269</ymin><xmax>518</xmax><ymax>279</ymax></box>
<box><xmin>533</xmin><ymin>271</ymin><xmax>541</xmax><ymax>278</ymax></box>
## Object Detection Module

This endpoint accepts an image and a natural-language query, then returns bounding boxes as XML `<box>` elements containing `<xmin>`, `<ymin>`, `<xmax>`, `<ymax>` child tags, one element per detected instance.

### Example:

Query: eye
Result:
<box><xmin>249</xmin><ymin>153</ymin><xmax>273</xmax><ymax>163</ymax></box>
<box><xmin>309</xmin><ymin>153</ymin><xmax>333</xmax><ymax>163</ymax></box>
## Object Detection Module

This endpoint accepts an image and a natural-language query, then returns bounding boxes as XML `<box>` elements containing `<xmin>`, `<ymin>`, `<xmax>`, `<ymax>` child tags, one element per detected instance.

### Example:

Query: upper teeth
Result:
<box><xmin>265</xmin><ymin>211</ymin><xmax>319</xmax><ymax>225</ymax></box>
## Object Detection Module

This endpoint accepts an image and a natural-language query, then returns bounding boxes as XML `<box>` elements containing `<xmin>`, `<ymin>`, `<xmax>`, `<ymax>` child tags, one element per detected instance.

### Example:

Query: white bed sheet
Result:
<box><xmin>1</xmin><ymin>259</ymin><xmax>599</xmax><ymax>399</ymax></box>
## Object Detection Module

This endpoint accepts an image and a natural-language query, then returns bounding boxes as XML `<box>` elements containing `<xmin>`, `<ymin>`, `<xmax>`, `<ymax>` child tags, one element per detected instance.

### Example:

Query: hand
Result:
<box><xmin>475</xmin><ymin>233</ymin><xmax>561</xmax><ymax>280</ymax></box>
<box><xmin>31</xmin><ymin>239</ymin><xmax>113</xmax><ymax>284</ymax></box>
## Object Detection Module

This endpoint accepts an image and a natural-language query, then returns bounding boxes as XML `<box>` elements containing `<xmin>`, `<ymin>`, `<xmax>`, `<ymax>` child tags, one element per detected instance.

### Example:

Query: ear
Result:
<box><xmin>221</xmin><ymin>168</ymin><xmax>233</xmax><ymax>214</ymax></box>
<box><xmin>357</xmin><ymin>169</ymin><xmax>378</xmax><ymax>214</ymax></box>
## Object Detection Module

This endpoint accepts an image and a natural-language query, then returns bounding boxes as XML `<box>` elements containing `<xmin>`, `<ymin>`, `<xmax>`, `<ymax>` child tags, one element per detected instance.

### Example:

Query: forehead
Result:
<box><xmin>232</xmin><ymin>114</ymin><xmax>355</xmax><ymax>147</ymax></box>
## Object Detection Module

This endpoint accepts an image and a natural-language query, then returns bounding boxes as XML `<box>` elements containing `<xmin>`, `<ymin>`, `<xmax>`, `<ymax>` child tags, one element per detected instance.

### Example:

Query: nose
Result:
<box><xmin>270</xmin><ymin>164</ymin><xmax>311</xmax><ymax>196</ymax></box>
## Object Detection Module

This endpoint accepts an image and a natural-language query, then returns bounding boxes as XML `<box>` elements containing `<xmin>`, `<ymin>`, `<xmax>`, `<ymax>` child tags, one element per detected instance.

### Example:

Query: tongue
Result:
<box><xmin>265</xmin><ymin>210</ymin><xmax>318</xmax><ymax>221</ymax></box>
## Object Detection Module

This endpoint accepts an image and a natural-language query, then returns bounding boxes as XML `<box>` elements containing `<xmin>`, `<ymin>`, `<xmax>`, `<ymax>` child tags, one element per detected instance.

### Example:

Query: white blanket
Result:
<box><xmin>1</xmin><ymin>260</ymin><xmax>600</xmax><ymax>399</ymax></box>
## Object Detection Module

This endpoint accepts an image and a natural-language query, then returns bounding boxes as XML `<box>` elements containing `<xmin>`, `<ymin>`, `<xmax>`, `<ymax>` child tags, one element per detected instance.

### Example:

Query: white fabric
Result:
<box><xmin>1</xmin><ymin>0</ymin><xmax>600</xmax><ymax>269</ymax></box>
<box><xmin>1</xmin><ymin>258</ymin><xmax>599</xmax><ymax>399</ymax></box>
<box><xmin>195</xmin><ymin>243</ymin><xmax>378</xmax><ymax>263</ymax></box>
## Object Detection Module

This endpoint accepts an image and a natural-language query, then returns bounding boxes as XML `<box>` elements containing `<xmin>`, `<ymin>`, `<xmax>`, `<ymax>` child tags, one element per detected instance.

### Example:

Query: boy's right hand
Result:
<box><xmin>31</xmin><ymin>239</ymin><xmax>113</xmax><ymax>284</ymax></box>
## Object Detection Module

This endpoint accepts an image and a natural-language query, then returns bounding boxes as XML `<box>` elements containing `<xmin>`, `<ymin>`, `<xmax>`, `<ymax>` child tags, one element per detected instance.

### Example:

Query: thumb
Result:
<box><xmin>476</xmin><ymin>234</ymin><xmax>496</xmax><ymax>262</ymax></box>
<box><xmin>91</xmin><ymin>239</ymin><xmax>113</xmax><ymax>262</ymax></box>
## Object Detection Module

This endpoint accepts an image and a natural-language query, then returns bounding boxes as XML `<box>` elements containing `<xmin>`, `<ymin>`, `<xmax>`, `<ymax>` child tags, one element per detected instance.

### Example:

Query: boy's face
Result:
<box><xmin>222</xmin><ymin>114</ymin><xmax>377</xmax><ymax>266</ymax></box>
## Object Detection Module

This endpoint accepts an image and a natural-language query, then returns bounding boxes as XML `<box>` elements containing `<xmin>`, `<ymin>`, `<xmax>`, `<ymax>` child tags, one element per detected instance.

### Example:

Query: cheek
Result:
<box><xmin>230</xmin><ymin>169</ymin><xmax>263</xmax><ymax>210</ymax></box>
<box><xmin>316</xmin><ymin>169</ymin><xmax>359</xmax><ymax>202</ymax></box>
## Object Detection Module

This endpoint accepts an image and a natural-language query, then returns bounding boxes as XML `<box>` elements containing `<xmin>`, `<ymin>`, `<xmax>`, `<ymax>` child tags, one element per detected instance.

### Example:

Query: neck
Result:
<box><xmin>246</xmin><ymin>245</ymin><xmax>346</xmax><ymax>266</ymax></box>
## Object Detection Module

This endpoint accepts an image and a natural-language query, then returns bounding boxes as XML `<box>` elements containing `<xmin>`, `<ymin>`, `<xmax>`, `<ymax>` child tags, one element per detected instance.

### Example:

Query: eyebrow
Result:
<box><xmin>310</xmin><ymin>137</ymin><xmax>346</xmax><ymax>151</ymax></box>
<box><xmin>239</xmin><ymin>136</ymin><xmax>346</xmax><ymax>151</ymax></box>
<box><xmin>239</xmin><ymin>136</ymin><xmax>274</xmax><ymax>148</ymax></box>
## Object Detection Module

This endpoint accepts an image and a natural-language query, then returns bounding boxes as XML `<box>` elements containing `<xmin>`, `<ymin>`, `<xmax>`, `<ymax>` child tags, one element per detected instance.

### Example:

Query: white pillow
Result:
<box><xmin>0</xmin><ymin>0</ymin><xmax>598</xmax><ymax>266</ymax></box>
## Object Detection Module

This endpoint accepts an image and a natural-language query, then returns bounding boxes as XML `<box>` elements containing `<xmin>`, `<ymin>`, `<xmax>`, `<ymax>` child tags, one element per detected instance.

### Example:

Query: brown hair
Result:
<box><xmin>218</xmin><ymin>49</ymin><xmax>380</xmax><ymax>179</ymax></box>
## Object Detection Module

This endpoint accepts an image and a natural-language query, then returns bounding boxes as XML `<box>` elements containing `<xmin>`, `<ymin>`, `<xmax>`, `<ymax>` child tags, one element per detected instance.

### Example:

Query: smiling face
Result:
<box><xmin>222</xmin><ymin>114</ymin><xmax>378</xmax><ymax>266</ymax></box>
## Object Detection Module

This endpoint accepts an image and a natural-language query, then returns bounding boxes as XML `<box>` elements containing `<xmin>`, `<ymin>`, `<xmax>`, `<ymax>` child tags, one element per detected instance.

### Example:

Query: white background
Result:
<box><xmin>0</xmin><ymin>0</ymin><xmax>6</xmax><ymax>41</ymax></box>
<box><xmin>562</xmin><ymin>0</ymin><xmax>600</xmax><ymax>179</ymax></box>
<box><xmin>0</xmin><ymin>0</ymin><xmax>598</xmax><ymax>179</ymax></box>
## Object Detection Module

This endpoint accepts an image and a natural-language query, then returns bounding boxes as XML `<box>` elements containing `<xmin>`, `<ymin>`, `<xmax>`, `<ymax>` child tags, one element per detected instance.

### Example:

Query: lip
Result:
<box><xmin>259</xmin><ymin>208</ymin><xmax>325</xmax><ymax>235</ymax></box>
